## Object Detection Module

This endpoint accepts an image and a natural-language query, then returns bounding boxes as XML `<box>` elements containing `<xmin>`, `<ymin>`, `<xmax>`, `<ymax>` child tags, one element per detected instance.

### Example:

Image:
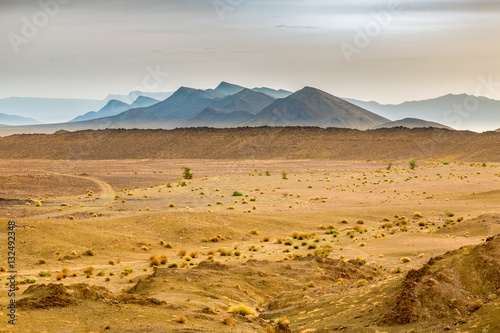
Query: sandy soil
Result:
<box><xmin>0</xmin><ymin>159</ymin><xmax>499</xmax><ymax>332</ymax></box>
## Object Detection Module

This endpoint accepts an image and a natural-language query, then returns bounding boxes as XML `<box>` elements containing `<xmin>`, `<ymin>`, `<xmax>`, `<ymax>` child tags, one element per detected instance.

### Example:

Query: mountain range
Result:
<box><xmin>1</xmin><ymin>82</ymin><xmax>499</xmax><ymax>135</ymax></box>
<box><xmin>346</xmin><ymin>94</ymin><xmax>500</xmax><ymax>132</ymax></box>
<box><xmin>0</xmin><ymin>113</ymin><xmax>41</xmax><ymax>126</ymax></box>
<box><xmin>70</xmin><ymin>96</ymin><xmax>159</xmax><ymax>122</ymax></box>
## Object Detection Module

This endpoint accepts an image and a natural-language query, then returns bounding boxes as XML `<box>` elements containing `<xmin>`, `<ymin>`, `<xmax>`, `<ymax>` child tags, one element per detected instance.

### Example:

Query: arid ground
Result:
<box><xmin>0</xmin><ymin>147</ymin><xmax>499</xmax><ymax>332</ymax></box>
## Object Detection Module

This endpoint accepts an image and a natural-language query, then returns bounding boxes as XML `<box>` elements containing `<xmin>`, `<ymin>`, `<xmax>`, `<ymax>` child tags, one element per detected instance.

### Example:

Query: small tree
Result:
<box><xmin>386</xmin><ymin>162</ymin><xmax>393</xmax><ymax>170</ymax></box>
<box><xmin>409</xmin><ymin>160</ymin><xmax>417</xmax><ymax>170</ymax></box>
<box><xmin>282</xmin><ymin>171</ymin><xmax>288</xmax><ymax>180</ymax></box>
<box><xmin>182</xmin><ymin>167</ymin><xmax>193</xmax><ymax>179</ymax></box>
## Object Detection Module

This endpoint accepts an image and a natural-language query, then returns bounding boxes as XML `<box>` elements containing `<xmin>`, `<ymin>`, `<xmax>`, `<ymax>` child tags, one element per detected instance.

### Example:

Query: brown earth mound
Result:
<box><xmin>18</xmin><ymin>283</ymin><xmax>166</xmax><ymax>309</ymax></box>
<box><xmin>0</xmin><ymin>127</ymin><xmax>499</xmax><ymax>161</ymax></box>
<box><xmin>382</xmin><ymin>235</ymin><xmax>500</xmax><ymax>325</ymax></box>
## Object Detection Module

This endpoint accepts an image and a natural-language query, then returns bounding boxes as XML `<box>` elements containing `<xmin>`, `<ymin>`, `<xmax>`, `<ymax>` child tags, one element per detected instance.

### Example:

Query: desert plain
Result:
<box><xmin>0</xmin><ymin>131</ymin><xmax>499</xmax><ymax>333</ymax></box>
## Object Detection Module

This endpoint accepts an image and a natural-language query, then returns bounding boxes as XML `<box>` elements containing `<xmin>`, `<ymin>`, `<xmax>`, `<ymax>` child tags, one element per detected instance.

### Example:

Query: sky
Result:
<box><xmin>1</xmin><ymin>0</ymin><xmax>500</xmax><ymax>104</ymax></box>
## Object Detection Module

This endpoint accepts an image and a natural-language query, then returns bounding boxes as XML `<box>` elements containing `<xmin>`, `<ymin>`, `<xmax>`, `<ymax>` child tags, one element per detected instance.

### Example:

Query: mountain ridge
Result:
<box><xmin>374</xmin><ymin>118</ymin><xmax>453</xmax><ymax>130</ymax></box>
<box><xmin>246</xmin><ymin>86</ymin><xmax>389</xmax><ymax>129</ymax></box>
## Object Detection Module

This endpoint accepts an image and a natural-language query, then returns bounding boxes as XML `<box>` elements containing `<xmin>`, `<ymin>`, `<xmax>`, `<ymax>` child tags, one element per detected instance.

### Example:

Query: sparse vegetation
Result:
<box><xmin>228</xmin><ymin>304</ymin><xmax>256</xmax><ymax>316</ymax></box>
<box><xmin>182</xmin><ymin>167</ymin><xmax>193</xmax><ymax>179</ymax></box>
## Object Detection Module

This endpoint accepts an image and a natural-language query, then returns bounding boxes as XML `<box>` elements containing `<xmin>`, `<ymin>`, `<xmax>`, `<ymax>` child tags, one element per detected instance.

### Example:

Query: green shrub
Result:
<box><xmin>182</xmin><ymin>167</ymin><xmax>193</xmax><ymax>179</ymax></box>
<box><xmin>409</xmin><ymin>160</ymin><xmax>417</xmax><ymax>170</ymax></box>
<box><xmin>38</xmin><ymin>270</ymin><xmax>51</xmax><ymax>277</ymax></box>
<box><xmin>232</xmin><ymin>191</ymin><xmax>243</xmax><ymax>196</ymax></box>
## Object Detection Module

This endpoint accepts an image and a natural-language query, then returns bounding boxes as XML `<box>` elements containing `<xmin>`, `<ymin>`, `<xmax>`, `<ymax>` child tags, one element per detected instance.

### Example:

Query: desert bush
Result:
<box><xmin>83</xmin><ymin>249</ymin><xmax>95</xmax><ymax>256</ymax></box>
<box><xmin>228</xmin><ymin>304</ymin><xmax>256</xmax><ymax>316</ymax></box>
<box><xmin>168</xmin><ymin>262</ymin><xmax>178</xmax><ymax>268</ymax></box>
<box><xmin>307</xmin><ymin>243</ymin><xmax>317</xmax><ymax>249</ymax></box>
<box><xmin>250</xmin><ymin>229</ymin><xmax>259</xmax><ymax>235</ymax></box>
<box><xmin>392</xmin><ymin>266</ymin><xmax>402</xmax><ymax>274</ymax></box>
<box><xmin>150</xmin><ymin>255</ymin><xmax>161</xmax><ymax>267</ymax></box>
<box><xmin>178</xmin><ymin>249</ymin><xmax>187</xmax><ymax>257</ymax></box>
<box><xmin>356</xmin><ymin>279</ymin><xmax>368</xmax><ymax>287</ymax></box>
<box><xmin>409</xmin><ymin>160</ymin><xmax>417</xmax><ymax>170</ymax></box>
<box><xmin>232</xmin><ymin>191</ymin><xmax>243</xmax><ymax>196</ymax></box>
<box><xmin>83</xmin><ymin>266</ymin><xmax>94</xmax><ymax>277</ymax></box>
<box><xmin>38</xmin><ymin>270</ymin><xmax>51</xmax><ymax>277</ymax></box>
<box><xmin>168</xmin><ymin>203</ymin><xmax>175</xmax><ymax>208</ymax></box>
<box><xmin>182</xmin><ymin>167</ymin><xmax>193</xmax><ymax>179</ymax></box>
<box><xmin>414</xmin><ymin>212</ymin><xmax>423</xmax><ymax>218</ymax></box>
<box><xmin>356</xmin><ymin>219</ymin><xmax>365</xmax><ymax>225</ymax></box>
<box><xmin>24</xmin><ymin>277</ymin><xmax>37</xmax><ymax>284</ymax></box>
<box><xmin>341</xmin><ymin>219</ymin><xmax>349</xmax><ymax>224</ymax></box>
<box><xmin>282</xmin><ymin>171</ymin><xmax>288</xmax><ymax>179</ymax></box>
<box><xmin>37</xmin><ymin>259</ymin><xmax>47</xmax><ymax>265</ymax></box>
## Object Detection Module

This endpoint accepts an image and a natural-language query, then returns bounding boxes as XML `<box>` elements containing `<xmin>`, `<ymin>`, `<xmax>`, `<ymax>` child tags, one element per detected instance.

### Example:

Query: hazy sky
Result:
<box><xmin>1</xmin><ymin>0</ymin><xmax>499</xmax><ymax>103</ymax></box>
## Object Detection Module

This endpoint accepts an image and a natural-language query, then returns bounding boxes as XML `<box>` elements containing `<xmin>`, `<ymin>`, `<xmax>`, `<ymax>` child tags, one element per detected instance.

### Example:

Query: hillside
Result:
<box><xmin>247</xmin><ymin>87</ymin><xmax>389</xmax><ymax>129</ymax></box>
<box><xmin>128</xmin><ymin>95</ymin><xmax>159</xmax><ymax>109</ymax></box>
<box><xmin>183</xmin><ymin>108</ymin><xmax>255</xmax><ymax>127</ymax></box>
<box><xmin>374</xmin><ymin>118</ymin><xmax>453</xmax><ymax>130</ymax></box>
<box><xmin>199</xmin><ymin>88</ymin><xmax>275</xmax><ymax>115</ymax></box>
<box><xmin>347</xmin><ymin>94</ymin><xmax>500</xmax><ymax>132</ymax></box>
<box><xmin>70</xmin><ymin>99</ymin><xmax>131</xmax><ymax>122</ymax></box>
<box><xmin>0</xmin><ymin>127</ymin><xmax>499</xmax><ymax>161</ymax></box>
<box><xmin>0</xmin><ymin>112</ymin><xmax>41</xmax><ymax>126</ymax></box>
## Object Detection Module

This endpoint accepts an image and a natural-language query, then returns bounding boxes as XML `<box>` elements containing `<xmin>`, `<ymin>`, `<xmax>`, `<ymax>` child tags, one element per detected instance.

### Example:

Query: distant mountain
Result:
<box><xmin>103</xmin><ymin>91</ymin><xmax>172</xmax><ymax>105</ymax></box>
<box><xmin>183</xmin><ymin>89</ymin><xmax>276</xmax><ymax>128</ymax></box>
<box><xmin>246</xmin><ymin>87</ymin><xmax>389</xmax><ymax>129</ymax></box>
<box><xmin>346</xmin><ymin>94</ymin><xmax>500</xmax><ymax>132</ymax></box>
<box><xmin>0</xmin><ymin>97</ymin><xmax>101</xmax><ymax>123</ymax></box>
<box><xmin>183</xmin><ymin>108</ymin><xmax>255</xmax><ymax>128</ymax></box>
<box><xmin>70</xmin><ymin>100</ymin><xmax>131</xmax><ymax>122</ymax></box>
<box><xmin>130</xmin><ymin>87</ymin><xmax>220</xmax><ymax>120</ymax></box>
<box><xmin>129</xmin><ymin>96</ymin><xmax>159</xmax><ymax>109</ymax></box>
<box><xmin>374</xmin><ymin>118</ymin><xmax>453</xmax><ymax>130</ymax></box>
<box><xmin>252</xmin><ymin>87</ymin><xmax>292</xmax><ymax>99</ymax></box>
<box><xmin>0</xmin><ymin>112</ymin><xmax>41</xmax><ymax>126</ymax></box>
<box><xmin>206</xmin><ymin>82</ymin><xmax>245</xmax><ymax>97</ymax></box>
<box><xmin>201</xmin><ymin>88</ymin><xmax>275</xmax><ymax>115</ymax></box>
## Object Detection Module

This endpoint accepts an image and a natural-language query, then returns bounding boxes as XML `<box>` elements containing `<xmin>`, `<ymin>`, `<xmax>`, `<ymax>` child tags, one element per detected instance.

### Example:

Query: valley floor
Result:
<box><xmin>0</xmin><ymin>159</ymin><xmax>499</xmax><ymax>332</ymax></box>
